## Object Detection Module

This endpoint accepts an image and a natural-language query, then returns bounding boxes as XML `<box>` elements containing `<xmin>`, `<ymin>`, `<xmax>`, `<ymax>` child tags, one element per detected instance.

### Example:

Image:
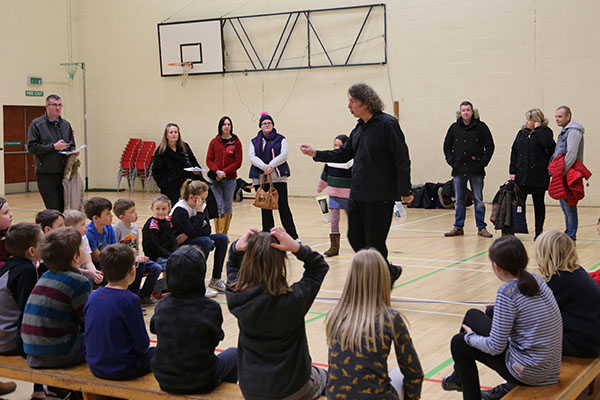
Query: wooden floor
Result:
<box><xmin>3</xmin><ymin>190</ymin><xmax>600</xmax><ymax>400</ymax></box>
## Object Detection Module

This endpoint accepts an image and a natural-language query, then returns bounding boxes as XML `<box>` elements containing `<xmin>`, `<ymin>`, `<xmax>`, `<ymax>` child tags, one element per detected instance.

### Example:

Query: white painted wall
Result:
<box><xmin>2</xmin><ymin>0</ymin><xmax>599</xmax><ymax>205</ymax></box>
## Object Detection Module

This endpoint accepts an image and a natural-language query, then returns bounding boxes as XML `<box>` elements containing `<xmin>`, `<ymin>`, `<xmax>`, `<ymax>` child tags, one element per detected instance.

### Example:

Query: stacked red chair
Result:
<box><xmin>116</xmin><ymin>138</ymin><xmax>142</xmax><ymax>193</ymax></box>
<box><xmin>135</xmin><ymin>141</ymin><xmax>157</xmax><ymax>192</ymax></box>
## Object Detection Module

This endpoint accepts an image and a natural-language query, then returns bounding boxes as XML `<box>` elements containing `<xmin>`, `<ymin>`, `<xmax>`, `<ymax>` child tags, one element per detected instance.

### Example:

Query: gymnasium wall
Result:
<box><xmin>2</xmin><ymin>0</ymin><xmax>599</xmax><ymax>206</ymax></box>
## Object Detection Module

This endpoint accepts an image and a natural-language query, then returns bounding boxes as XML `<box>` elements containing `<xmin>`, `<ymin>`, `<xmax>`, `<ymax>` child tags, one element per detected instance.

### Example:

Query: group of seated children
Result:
<box><xmin>2</xmin><ymin>188</ymin><xmax>600</xmax><ymax>400</ymax></box>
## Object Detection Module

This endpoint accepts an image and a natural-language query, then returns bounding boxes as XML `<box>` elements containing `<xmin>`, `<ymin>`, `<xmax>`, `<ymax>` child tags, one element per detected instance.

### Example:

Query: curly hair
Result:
<box><xmin>348</xmin><ymin>83</ymin><xmax>384</xmax><ymax>114</ymax></box>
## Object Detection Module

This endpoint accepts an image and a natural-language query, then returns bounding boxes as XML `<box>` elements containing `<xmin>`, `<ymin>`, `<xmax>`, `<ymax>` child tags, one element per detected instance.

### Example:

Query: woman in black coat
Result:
<box><xmin>152</xmin><ymin>123</ymin><xmax>217</xmax><ymax>217</ymax></box>
<box><xmin>509</xmin><ymin>108</ymin><xmax>556</xmax><ymax>238</ymax></box>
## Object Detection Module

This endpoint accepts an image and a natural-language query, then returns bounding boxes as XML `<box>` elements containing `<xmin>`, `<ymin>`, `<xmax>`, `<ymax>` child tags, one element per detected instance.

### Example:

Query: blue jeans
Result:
<box><xmin>453</xmin><ymin>175</ymin><xmax>486</xmax><ymax>230</ymax></box>
<box><xmin>129</xmin><ymin>261</ymin><xmax>162</xmax><ymax>299</ymax></box>
<box><xmin>211</xmin><ymin>179</ymin><xmax>237</xmax><ymax>215</ymax></box>
<box><xmin>559</xmin><ymin>199</ymin><xmax>578</xmax><ymax>241</ymax></box>
<box><xmin>216</xmin><ymin>347</ymin><xmax>238</xmax><ymax>384</ymax></box>
<box><xmin>184</xmin><ymin>234</ymin><xmax>229</xmax><ymax>279</ymax></box>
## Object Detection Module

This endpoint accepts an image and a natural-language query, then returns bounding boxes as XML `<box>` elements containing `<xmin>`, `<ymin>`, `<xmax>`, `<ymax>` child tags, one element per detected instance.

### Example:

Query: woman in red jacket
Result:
<box><xmin>206</xmin><ymin>116</ymin><xmax>243</xmax><ymax>234</ymax></box>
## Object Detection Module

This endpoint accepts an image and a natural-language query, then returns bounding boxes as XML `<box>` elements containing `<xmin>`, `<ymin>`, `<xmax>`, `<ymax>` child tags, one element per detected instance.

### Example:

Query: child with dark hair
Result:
<box><xmin>113</xmin><ymin>198</ymin><xmax>161</xmax><ymax>305</ymax></box>
<box><xmin>226</xmin><ymin>226</ymin><xmax>329</xmax><ymax>400</ymax></box>
<box><xmin>85</xmin><ymin>244</ymin><xmax>155</xmax><ymax>380</ymax></box>
<box><xmin>84</xmin><ymin>196</ymin><xmax>116</xmax><ymax>265</ymax></box>
<box><xmin>35</xmin><ymin>209</ymin><xmax>64</xmax><ymax>233</ymax></box>
<box><xmin>22</xmin><ymin>227</ymin><xmax>92</xmax><ymax>369</ymax></box>
<box><xmin>316</xmin><ymin>134</ymin><xmax>352</xmax><ymax>257</ymax></box>
<box><xmin>142</xmin><ymin>194</ymin><xmax>177</xmax><ymax>269</ymax></box>
<box><xmin>151</xmin><ymin>246</ymin><xmax>237</xmax><ymax>393</ymax></box>
<box><xmin>442</xmin><ymin>235</ymin><xmax>562</xmax><ymax>400</ymax></box>
<box><xmin>0</xmin><ymin>223</ymin><xmax>42</xmax><ymax>355</ymax></box>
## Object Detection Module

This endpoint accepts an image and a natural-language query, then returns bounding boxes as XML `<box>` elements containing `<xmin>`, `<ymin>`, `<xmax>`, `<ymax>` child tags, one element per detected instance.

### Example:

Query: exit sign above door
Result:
<box><xmin>28</xmin><ymin>76</ymin><xmax>42</xmax><ymax>85</ymax></box>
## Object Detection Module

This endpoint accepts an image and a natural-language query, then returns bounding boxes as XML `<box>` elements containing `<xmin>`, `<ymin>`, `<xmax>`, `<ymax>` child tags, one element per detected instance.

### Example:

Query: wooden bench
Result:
<box><xmin>0</xmin><ymin>355</ymin><xmax>243</xmax><ymax>400</ymax></box>
<box><xmin>504</xmin><ymin>356</ymin><xmax>600</xmax><ymax>400</ymax></box>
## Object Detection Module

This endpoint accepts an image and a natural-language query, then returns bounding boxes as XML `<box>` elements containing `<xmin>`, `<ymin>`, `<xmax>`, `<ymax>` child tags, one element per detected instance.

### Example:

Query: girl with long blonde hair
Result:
<box><xmin>226</xmin><ymin>226</ymin><xmax>329</xmax><ymax>400</ymax></box>
<box><xmin>535</xmin><ymin>231</ymin><xmax>600</xmax><ymax>357</ymax></box>
<box><xmin>325</xmin><ymin>249</ymin><xmax>423</xmax><ymax>399</ymax></box>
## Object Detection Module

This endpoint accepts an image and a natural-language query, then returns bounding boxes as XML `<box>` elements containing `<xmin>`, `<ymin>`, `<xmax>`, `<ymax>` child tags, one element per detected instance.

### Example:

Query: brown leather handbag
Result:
<box><xmin>253</xmin><ymin>174</ymin><xmax>279</xmax><ymax>210</ymax></box>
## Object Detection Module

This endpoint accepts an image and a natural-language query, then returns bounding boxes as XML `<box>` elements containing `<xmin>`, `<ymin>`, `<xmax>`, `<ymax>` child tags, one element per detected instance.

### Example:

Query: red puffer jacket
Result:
<box><xmin>548</xmin><ymin>154</ymin><xmax>592</xmax><ymax>206</ymax></box>
<box><xmin>206</xmin><ymin>134</ymin><xmax>243</xmax><ymax>180</ymax></box>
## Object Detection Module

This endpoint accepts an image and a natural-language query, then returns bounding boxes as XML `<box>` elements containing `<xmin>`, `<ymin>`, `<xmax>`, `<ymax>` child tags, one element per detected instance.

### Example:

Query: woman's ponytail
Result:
<box><xmin>516</xmin><ymin>268</ymin><xmax>540</xmax><ymax>297</ymax></box>
<box><xmin>489</xmin><ymin>236</ymin><xmax>539</xmax><ymax>297</ymax></box>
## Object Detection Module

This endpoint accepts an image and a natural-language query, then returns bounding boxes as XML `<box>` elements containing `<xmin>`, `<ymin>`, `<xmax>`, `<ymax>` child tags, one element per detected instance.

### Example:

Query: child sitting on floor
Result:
<box><xmin>326</xmin><ymin>248</ymin><xmax>423</xmax><ymax>399</ymax></box>
<box><xmin>226</xmin><ymin>226</ymin><xmax>329</xmax><ymax>400</ymax></box>
<box><xmin>151</xmin><ymin>246</ymin><xmax>237</xmax><ymax>393</ymax></box>
<box><xmin>63</xmin><ymin>209</ymin><xmax>104</xmax><ymax>284</ymax></box>
<box><xmin>84</xmin><ymin>196</ymin><xmax>117</xmax><ymax>267</ymax></box>
<box><xmin>113</xmin><ymin>198</ymin><xmax>161</xmax><ymax>305</ymax></box>
<box><xmin>535</xmin><ymin>230</ymin><xmax>600</xmax><ymax>358</ymax></box>
<box><xmin>170</xmin><ymin>179</ymin><xmax>228</xmax><ymax>297</ymax></box>
<box><xmin>22</xmin><ymin>227</ymin><xmax>92</xmax><ymax>369</ymax></box>
<box><xmin>142</xmin><ymin>194</ymin><xmax>177</xmax><ymax>270</ymax></box>
<box><xmin>442</xmin><ymin>235</ymin><xmax>562</xmax><ymax>400</ymax></box>
<box><xmin>85</xmin><ymin>243</ymin><xmax>155</xmax><ymax>380</ymax></box>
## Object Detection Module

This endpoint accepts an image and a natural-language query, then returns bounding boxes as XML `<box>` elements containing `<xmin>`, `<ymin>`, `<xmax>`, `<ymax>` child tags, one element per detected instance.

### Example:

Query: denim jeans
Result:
<box><xmin>216</xmin><ymin>347</ymin><xmax>238</xmax><ymax>384</ymax></box>
<box><xmin>211</xmin><ymin>179</ymin><xmax>237</xmax><ymax>215</ymax></box>
<box><xmin>559</xmin><ymin>199</ymin><xmax>578</xmax><ymax>241</ymax></box>
<box><xmin>129</xmin><ymin>261</ymin><xmax>162</xmax><ymax>299</ymax></box>
<box><xmin>184</xmin><ymin>234</ymin><xmax>229</xmax><ymax>279</ymax></box>
<box><xmin>453</xmin><ymin>175</ymin><xmax>486</xmax><ymax>230</ymax></box>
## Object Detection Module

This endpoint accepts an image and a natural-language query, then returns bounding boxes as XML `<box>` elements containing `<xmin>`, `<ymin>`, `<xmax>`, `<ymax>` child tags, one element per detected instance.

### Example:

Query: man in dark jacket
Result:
<box><xmin>27</xmin><ymin>94</ymin><xmax>76</xmax><ymax>212</ymax></box>
<box><xmin>443</xmin><ymin>101</ymin><xmax>495</xmax><ymax>238</ymax></box>
<box><xmin>301</xmin><ymin>83</ymin><xmax>412</xmax><ymax>284</ymax></box>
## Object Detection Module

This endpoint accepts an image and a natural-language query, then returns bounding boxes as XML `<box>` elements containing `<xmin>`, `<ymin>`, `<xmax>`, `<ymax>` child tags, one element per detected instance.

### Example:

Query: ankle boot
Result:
<box><xmin>222</xmin><ymin>213</ymin><xmax>232</xmax><ymax>235</ymax></box>
<box><xmin>324</xmin><ymin>233</ymin><xmax>341</xmax><ymax>257</ymax></box>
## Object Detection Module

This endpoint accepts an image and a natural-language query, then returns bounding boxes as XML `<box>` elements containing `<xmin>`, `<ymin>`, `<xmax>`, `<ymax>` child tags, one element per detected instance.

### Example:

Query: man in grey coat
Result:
<box><xmin>27</xmin><ymin>94</ymin><xmax>76</xmax><ymax>212</ymax></box>
<box><xmin>552</xmin><ymin>105</ymin><xmax>585</xmax><ymax>241</ymax></box>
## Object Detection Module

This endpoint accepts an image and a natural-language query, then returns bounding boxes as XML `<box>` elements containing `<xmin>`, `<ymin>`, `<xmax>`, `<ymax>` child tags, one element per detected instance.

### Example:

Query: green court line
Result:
<box><xmin>587</xmin><ymin>261</ymin><xmax>600</xmax><ymax>272</ymax></box>
<box><xmin>393</xmin><ymin>250</ymin><xmax>488</xmax><ymax>289</ymax></box>
<box><xmin>424</xmin><ymin>357</ymin><xmax>453</xmax><ymax>379</ymax></box>
<box><xmin>305</xmin><ymin>313</ymin><xmax>327</xmax><ymax>324</ymax></box>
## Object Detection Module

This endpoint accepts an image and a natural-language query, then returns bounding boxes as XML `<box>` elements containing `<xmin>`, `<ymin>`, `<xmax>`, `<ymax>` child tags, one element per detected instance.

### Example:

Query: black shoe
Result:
<box><xmin>481</xmin><ymin>382</ymin><xmax>515</xmax><ymax>400</ymax></box>
<box><xmin>441</xmin><ymin>375</ymin><xmax>462</xmax><ymax>392</ymax></box>
<box><xmin>389</xmin><ymin>264</ymin><xmax>403</xmax><ymax>288</ymax></box>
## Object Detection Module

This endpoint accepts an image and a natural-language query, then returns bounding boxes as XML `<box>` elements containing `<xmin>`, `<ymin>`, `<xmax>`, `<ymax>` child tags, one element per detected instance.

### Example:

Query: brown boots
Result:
<box><xmin>213</xmin><ymin>213</ymin><xmax>233</xmax><ymax>235</ymax></box>
<box><xmin>0</xmin><ymin>381</ymin><xmax>16</xmax><ymax>396</ymax></box>
<box><xmin>324</xmin><ymin>233</ymin><xmax>341</xmax><ymax>257</ymax></box>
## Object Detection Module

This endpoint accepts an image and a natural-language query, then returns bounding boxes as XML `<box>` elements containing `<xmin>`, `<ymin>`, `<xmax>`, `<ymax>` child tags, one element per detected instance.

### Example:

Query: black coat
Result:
<box><xmin>509</xmin><ymin>126</ymin><xmax>555</xmax><ymax>189</ymax></box>
<box><xmin>443</xmin><ymin>118</ymin><xmax>495</xmax><ymax>176</ymax></box>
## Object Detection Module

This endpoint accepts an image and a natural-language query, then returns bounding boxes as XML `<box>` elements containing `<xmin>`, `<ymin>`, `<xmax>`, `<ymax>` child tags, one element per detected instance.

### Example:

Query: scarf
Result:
<box><xmin>254</xmin><ymin>128</ymin><xmax>278</xmax><ymax>164</ymax></box>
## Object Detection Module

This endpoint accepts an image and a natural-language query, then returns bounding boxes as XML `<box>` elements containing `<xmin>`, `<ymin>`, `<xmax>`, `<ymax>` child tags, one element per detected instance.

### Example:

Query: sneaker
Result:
<box><xmin>31</xmin><ymin>389</ymin><xmax>46</xmax><ymax>399</ymax></box>
<box><xmin>478</xmin><ymin>228</ymin><xmax>493</xmax><ymax>238</ymax></box>
<box><xmin>140</xmin><ymin>296</ymin><xmax>158</xmax><ymax>306</ymax></box>
<box><xmin>151</xmin><ymin>290</ymin><xmax>164</xmax><ymax>300</ymax></box>
<box><xmin>481</xmin><ymin>382</ymin><xmax>515</xmax><ymax>400</ymax></box>
<box><xmin>444</xmin><ymin>227</ymin><xmax>464</xmax><ymax>237</ymax></box>
<box><xmin>441</xmin><ymin>374</ymin><xmax>462</xmax><ymax>392</ymax></box>
<box><xmin>204</xmin><ymin>288</ymin><xmax>218</xmax><ymax>298</ymax></box>
<box><xmin>208</xmin><ymin>279</ymin><xmax>226</xmax><ymax>292</ymax></box>
<box><xmin>389</xmin><ymin>264</ymin><xmax>403</xmax><ymax>288</ymax></box>
<box><xmin>46</xmin><ymin>386</ymin><xmax>80</xmax><ymax>400</ymax></box>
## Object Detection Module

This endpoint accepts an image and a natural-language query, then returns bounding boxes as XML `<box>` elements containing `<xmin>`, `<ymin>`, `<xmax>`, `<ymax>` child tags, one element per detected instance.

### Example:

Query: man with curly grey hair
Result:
<box><xmin>301</xmin><ymin>83</ymin><xmax>412</xmax><ymax>286</ymax></box>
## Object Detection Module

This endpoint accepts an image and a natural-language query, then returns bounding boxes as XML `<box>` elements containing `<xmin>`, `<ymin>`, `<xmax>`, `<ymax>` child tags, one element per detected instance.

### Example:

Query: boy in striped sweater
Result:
<box><xmin>21</xmin><ymin>227</ymin><xmax>92</xmax><ymax>369</ymax></box>
<box><xmin>316</xmin><ymin>134</ymin><xmax>352</xmax><ymax>256</ymax></box>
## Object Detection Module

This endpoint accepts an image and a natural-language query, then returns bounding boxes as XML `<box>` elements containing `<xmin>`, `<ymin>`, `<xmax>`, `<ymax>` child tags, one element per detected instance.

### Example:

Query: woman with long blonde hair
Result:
<box><xmin>535</xmin><ymin>230</ymin><xmax>600</xmax><ymax>357</ymax></box>
<box><xmin>325</xmin><ymin>249</ymin><xmax>423</xmax><ymax>399</ymax></box>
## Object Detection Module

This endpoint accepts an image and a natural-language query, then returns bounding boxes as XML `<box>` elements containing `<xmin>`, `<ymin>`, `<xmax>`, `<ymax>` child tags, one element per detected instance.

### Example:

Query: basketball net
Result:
<box><xmin>60</xmin><ymin>63</ymin><xmax>79</xmax><ymax>80</ymax></box>
<box><xmin>168</xmin><ymin>62</ymin><xmax>193</xmax><ymax>88</ymax></box>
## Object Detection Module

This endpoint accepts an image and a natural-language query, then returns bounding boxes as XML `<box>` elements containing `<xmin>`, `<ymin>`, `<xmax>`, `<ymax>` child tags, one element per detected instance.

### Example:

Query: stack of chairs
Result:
<box><xmin>135</xmin><ymin>141</ymin><xmax>157</xmax><ymax>192</ymax></box>
<box><xmin>116</xmin><ymin>138</ymin><xmax>142</xmax><ymax>193</ymax></box>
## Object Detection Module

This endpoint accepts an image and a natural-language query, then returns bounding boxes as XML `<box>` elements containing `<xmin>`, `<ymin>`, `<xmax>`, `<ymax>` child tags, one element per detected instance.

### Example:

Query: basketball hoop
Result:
<box><xmin>60</xmin><ymin>62</ymin><xmax>80</xmax><ymax>80</ymax></box>
<box><xmin>168</xmin><ymin>62</ymin><xmax>193</xmax><ymax>88</ymax></box>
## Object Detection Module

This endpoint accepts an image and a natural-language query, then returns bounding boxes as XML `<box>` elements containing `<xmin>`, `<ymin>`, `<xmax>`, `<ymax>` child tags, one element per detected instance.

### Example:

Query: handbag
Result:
<box><xmin>253</xmin><ymin>174</ymin><xmax>279</xmax><ymax>210</ymax></box>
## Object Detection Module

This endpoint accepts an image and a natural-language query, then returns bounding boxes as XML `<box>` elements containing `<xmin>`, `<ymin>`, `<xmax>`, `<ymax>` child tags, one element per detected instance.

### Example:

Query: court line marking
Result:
<box><xmin>319</xmin><ymin>290</ymin><xmax>491</xmax><ymax>306</ymax></box>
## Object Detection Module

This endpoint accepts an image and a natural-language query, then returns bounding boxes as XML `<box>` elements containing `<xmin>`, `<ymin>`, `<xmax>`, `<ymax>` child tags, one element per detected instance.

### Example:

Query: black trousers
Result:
<box><xmin>450</xmin><ymin>308</ymin><xmax>522</xmax><ymax>400</ymax></box>
<box><xmin>37</xmin><ymin>172</ymin><xmax>65</xmax><ymax>212</ymax></box>
<box><xmin>347</xmin><ymin>199</ymin><xmax>394</xmax><ymax>261</ymax></box>
<box><xmin>520</xmin><ymin>186</ymin><xmax>546</xmax><ymax>235</ymax></box>
<box><xmin>254</xmin><ymin>182</ymin><xmax>298</xmax><ymax>239</ymax></box>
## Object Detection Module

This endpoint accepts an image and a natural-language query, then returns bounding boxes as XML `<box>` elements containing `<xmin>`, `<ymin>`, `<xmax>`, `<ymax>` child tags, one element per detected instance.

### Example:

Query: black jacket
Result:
<box><xmin>170</xmin><ymin>204</ymin><xmax>211</xmax><ymax>239</ymax></box>
<box><xmin>150</xmin><ymin>246</ymin><xmax>224</xmax><ymax>393</ymax></box>
<box><xmin>152</xmin><ymin>143</ymin><xmax>203</xmax><ymax>198</ymax></box>
<box><xmin>314</xmin><ymin>112</ymin><xmax>411</xmax><ymax>202</ymax></box>
<box><xmin>27</xmin><ymin>114</ymin><xmax>75</xmax><ymax>174</ymax></box>
<box><xmin>141</xmin><ymin>217</ymin><xmax>177</xmax><ymax>261</ymax></box>
<box><xmin>509</xmin><ymin>126</ymin><xmax>555</xmax><ymax>189</ymax></box>
<box><xmin>226</xmin><ymin>241</ymin><xmax>329</xmax><ymax>399</ymax></box>
<box><xmin>443</xmin><ymin>118</ymin><xmax>495</xmax><ymax>176</ymax></box>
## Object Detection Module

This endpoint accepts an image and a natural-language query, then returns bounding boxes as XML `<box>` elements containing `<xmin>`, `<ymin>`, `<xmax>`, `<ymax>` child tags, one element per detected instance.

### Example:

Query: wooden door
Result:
<box><xmin>3</xmin><ymin>105</ymin><xmax>45</xmax><ymax>189</ymax></box>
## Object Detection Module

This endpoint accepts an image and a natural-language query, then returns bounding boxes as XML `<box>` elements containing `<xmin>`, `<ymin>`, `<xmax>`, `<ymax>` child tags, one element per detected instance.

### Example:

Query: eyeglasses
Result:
<box><xmin>261</xmin><ymin>121</ymin><xmax>273</xmax><ymax>126</ymax></box>
<box><xmin>47</xmin><ymin>103</ymin><xmax>63</xmax><ymax>108</ymax></box>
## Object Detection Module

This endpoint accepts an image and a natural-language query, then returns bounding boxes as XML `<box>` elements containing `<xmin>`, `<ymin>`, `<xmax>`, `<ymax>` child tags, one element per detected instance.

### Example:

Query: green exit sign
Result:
<box><xmin>25</xmin><ymin>90</ymin><xmax>44</xmax><ymax>97</ymax></box>
<box><xmin>28</xmin><ymin>76</ymin><xmax>42</xmax><ymax>85</ymax></box>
